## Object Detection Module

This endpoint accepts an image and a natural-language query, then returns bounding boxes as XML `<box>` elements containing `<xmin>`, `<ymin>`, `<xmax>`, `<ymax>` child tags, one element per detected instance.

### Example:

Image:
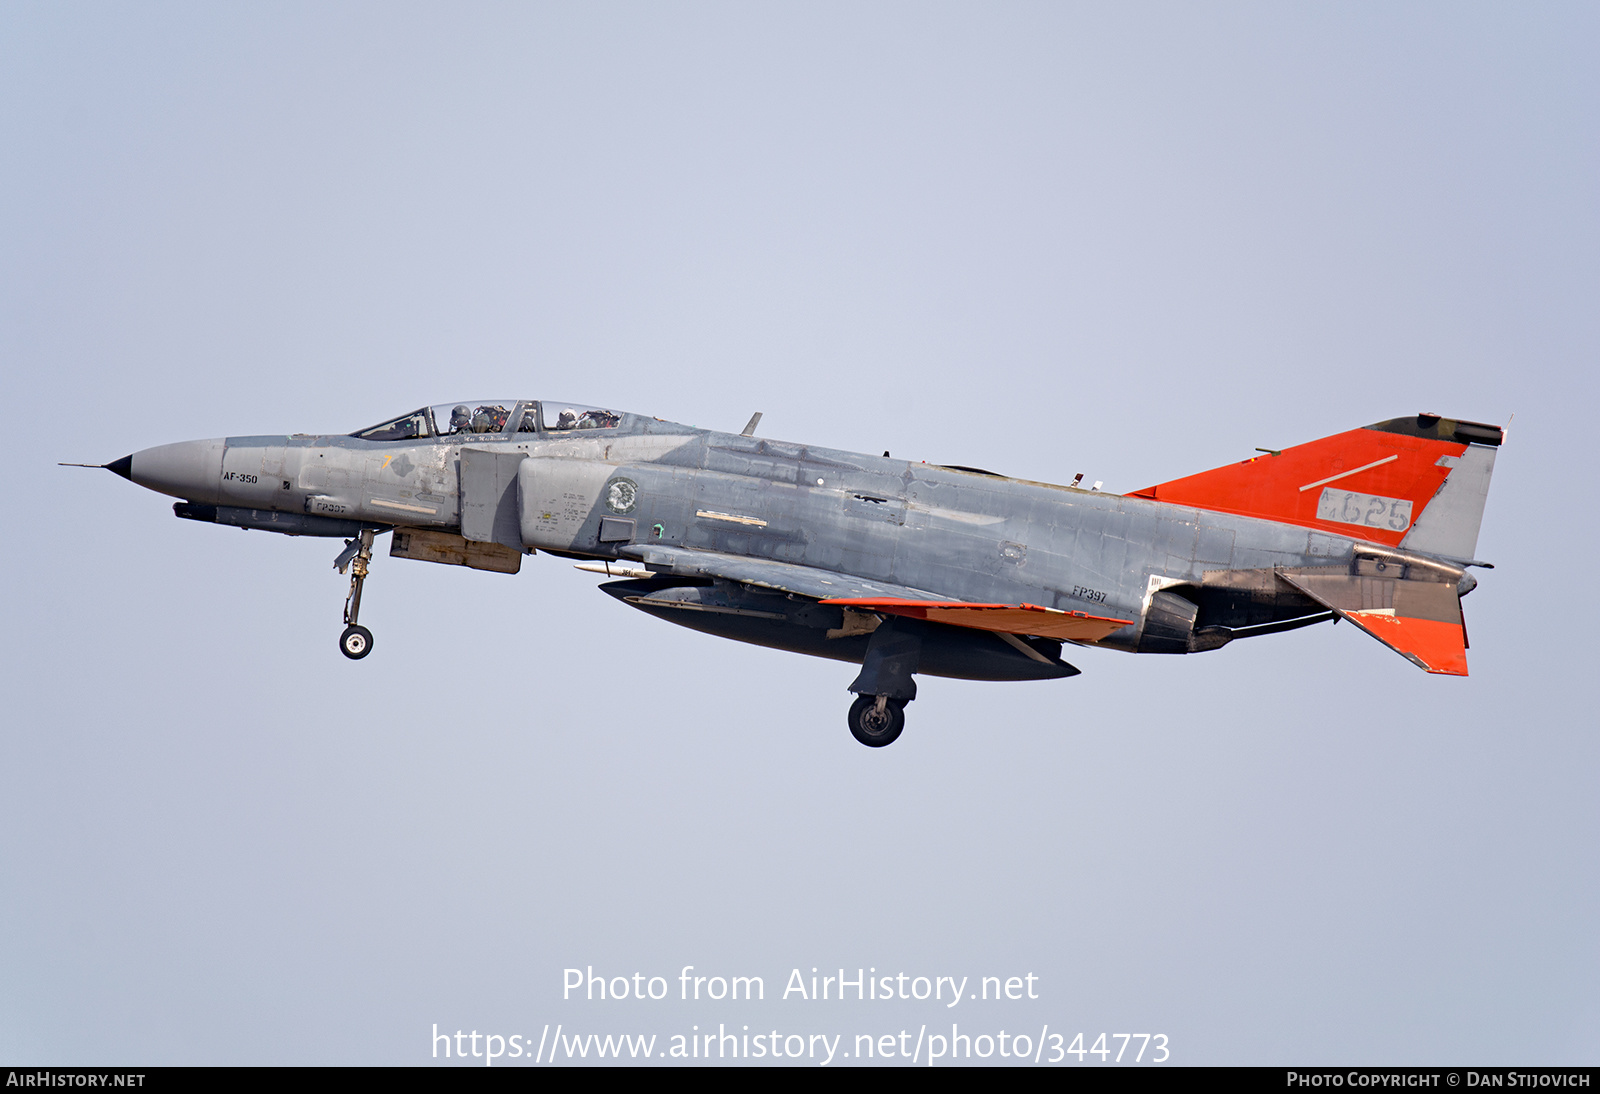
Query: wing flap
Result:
<box><xmin>1276</xmin><ymin>570</ymin><xmax>1468</xmax><ymax>676</ymax></box>
<box><xmin>822</xmin><ymin>598</ymin><xmax>1134</xmax><ymax>642</ymax></box>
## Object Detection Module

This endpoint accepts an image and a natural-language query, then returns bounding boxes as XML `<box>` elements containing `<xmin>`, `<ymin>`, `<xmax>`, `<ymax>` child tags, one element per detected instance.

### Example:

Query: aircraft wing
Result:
<box><xmin>616</xmin><ymin>545</ymin><xmax>1132</xmax><ymax>642</ymax></box>
<box><xmin>820</xmin><ymin>598</ymin><xmax>1133</xmax><ymax>643</ymax></box>
<box><xmin>616</xmin><ymin>544</ymin><xmax>948</xmax><ymax>601</ymax></box>
<box><xmin>1276</xmin><ymin>569</ymin><xmax>1468</xmax><ymax>676</ymax></box>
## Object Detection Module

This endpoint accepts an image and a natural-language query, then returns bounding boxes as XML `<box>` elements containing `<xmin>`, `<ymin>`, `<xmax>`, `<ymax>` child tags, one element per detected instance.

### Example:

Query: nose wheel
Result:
<box><xmin>337</xmin><ymin>529</ymin><xmax>377</xmax><ymax>660</ymax></box>
<box><xmin>848</xmin><ymin>694</ymin><xmax>906</xmax><ymax>747</ymax></box>
<box><xmin>340</xmin><ymin>624</ymin><xmax>374</xmax><ymax>659</ymax></box>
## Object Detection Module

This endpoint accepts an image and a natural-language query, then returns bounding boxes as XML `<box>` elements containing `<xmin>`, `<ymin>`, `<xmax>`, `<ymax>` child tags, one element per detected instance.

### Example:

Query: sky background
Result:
<box><xmin>2</xmin><ymin>1</ymin><xmax>1596</xmax><ymax>1066</ymax></box>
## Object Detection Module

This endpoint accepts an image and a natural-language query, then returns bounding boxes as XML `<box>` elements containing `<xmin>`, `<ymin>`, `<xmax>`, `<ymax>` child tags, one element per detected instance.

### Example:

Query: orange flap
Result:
<box><xmin>822</xmin><ymin>598</ymin><xmax>1134</xmax><ymax>642</ymax></box>
<box><xmin>1276</xmin><ymin>571</ymin><xmax>1468</xmax><ymax>676</ymax></box>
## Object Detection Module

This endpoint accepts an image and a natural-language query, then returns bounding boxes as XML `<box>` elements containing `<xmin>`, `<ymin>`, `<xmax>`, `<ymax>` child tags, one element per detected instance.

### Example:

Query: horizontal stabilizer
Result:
<box><xmin>822</xmin><ymin>598</ymin><xmax>1133</xmax><ymax>643</ymax></box>
<box><xmin>1276</xmin><ymin>570</ymin><xmax>1468</xmax><ymax>676</ymax></box>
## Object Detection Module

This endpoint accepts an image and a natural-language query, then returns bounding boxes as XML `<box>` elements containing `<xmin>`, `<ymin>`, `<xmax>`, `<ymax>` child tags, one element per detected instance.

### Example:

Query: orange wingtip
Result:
<box><xmin>822</xmin><ymin>598</ymin><xmax>1133</xmax><ymax>642</ymax></box>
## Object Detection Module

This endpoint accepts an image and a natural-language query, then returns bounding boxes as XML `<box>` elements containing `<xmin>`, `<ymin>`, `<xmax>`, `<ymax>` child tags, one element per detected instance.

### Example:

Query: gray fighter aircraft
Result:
<box><xmin>71</xmin><ymin>401</ymin><xmax>1501</xmax><ymax>746</ymax></box>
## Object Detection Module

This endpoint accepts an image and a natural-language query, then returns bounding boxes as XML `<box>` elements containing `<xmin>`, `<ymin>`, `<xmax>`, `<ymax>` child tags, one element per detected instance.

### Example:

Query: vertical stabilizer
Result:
<box><xmin>1128</xmin><ymin>414</ymin><xmax>1503</xmax><ymax>556</ymax></box>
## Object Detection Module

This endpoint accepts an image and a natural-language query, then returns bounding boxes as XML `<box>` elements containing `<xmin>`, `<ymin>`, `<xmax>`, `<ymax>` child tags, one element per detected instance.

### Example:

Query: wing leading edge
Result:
<box><xmin>616</xmin><ymin>544</ymin><xmax>948</xmax><ymax>601</ymax></box>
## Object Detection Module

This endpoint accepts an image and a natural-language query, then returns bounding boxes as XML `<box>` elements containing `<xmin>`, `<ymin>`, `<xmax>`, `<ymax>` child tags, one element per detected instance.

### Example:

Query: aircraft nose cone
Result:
<box><xmin>105</xmin><ymin>454</ymin><xmax>133</xmax><ymax>480</ymax></box>
<box><xmin>127</xmin><ymin>439</ymin><xmax>226</xmax><ymax>503</ymax></box>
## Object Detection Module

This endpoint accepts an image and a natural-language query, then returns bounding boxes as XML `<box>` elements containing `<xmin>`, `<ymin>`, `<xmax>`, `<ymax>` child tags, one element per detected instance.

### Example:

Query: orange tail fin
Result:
<box><xmin>1128</xmin><ymin>414</ymin><xmax>1502</xmax><ymax>557</ymax></box>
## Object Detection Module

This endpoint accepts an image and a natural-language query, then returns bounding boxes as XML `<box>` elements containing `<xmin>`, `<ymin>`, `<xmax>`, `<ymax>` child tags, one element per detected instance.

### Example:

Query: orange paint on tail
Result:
<box><xmin>1128</xmin><ymin>424</ymin><xmax>1472</xmax><ymax>546</ymax></box>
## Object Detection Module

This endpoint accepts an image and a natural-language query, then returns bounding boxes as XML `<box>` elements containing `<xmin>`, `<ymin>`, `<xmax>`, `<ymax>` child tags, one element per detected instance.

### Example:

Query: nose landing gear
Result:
<box><xmin>337</xmin><ymin>529</ymin><xmax>376</xmax><ymax>660</ymax></box>
<box><xmin>340</xmin><ymin>624</ymin><xmax>373</xmax><ymax>659</ymax></box>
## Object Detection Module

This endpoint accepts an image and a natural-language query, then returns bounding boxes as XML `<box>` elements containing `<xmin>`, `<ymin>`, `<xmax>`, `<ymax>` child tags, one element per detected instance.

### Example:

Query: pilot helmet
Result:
<box><xmin>450</xmin><ymin>405</ymin><xmax>471</xmax><ymax>430</ymax></box>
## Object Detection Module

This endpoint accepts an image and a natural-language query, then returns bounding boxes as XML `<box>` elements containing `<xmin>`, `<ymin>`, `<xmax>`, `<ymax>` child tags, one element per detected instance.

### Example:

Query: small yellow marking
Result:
<box><xmin>370</xmin><ymin>498</ymin><xmax>438</xmax><ymax>515</ymax></box>
<box><xmin>696</xmin><ymin>509</ymin><xmax>768</xmax><ymax>527</ymax></box>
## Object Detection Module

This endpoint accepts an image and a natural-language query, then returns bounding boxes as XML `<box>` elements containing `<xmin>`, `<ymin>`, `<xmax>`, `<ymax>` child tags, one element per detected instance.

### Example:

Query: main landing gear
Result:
<box><xmin>846</xmin><ymin>615</ymin><xmax>920</xmax><ymax>747</ymax></box>
<box><xmin>848</xmin><ymin>694</ymin><xmax>906</xmax><ymax>747</ymax></box>
<box><xmin>337</xmin><ymin>529</ymin><xmax>376</xmax><ymax>660</ymax></box>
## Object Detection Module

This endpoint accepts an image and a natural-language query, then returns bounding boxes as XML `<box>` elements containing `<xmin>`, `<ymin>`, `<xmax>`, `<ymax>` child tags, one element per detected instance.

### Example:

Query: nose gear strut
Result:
<box><xmin>337</xmin><ymin>529</ymin><xmax>376</xmax><ymax>660</ymax></box>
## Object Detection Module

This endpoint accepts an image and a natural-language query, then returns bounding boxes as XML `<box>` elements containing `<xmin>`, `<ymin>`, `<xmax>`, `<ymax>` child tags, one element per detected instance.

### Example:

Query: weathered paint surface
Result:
<box><xmin>116</xmin><ymin>403</ymin><xmax>1501</xmax><ymax>683</ymax></box>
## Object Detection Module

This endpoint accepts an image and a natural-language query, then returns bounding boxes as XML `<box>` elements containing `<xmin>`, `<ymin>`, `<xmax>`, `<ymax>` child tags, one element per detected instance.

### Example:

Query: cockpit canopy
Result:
<box><xmin>349</xmin><ymin>400</ymin><xmax>623</xmax><ymax>441</ymax></box>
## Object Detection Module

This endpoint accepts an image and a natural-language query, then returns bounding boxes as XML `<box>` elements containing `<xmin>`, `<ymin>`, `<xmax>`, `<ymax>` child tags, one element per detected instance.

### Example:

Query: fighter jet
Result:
<box><xmin>69</xmin><ymin>401</ymin><xmax>1501</xmax><ymax>746</ymax></box>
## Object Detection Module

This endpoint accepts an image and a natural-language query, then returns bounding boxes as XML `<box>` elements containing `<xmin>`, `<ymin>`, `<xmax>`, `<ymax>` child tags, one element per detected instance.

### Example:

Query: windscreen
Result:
<box><xmin>350</xmin><ymin>408</ymin><xmax>432</xmax><ymax>442</ymax></box>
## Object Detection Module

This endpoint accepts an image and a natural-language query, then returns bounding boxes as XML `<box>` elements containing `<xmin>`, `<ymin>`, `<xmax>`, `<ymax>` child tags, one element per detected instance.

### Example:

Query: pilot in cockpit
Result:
<box><xmin>448</xmin><ymin>405</ymin><xmax>472</xmax><ymax>434</ymax></box>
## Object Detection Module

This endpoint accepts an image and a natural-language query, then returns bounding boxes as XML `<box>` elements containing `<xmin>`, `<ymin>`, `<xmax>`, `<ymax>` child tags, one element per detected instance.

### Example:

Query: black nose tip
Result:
<box><xmin>105</xmin><ymin>454</ymin><xmax>133</xmax><ymax>480</ymax></box>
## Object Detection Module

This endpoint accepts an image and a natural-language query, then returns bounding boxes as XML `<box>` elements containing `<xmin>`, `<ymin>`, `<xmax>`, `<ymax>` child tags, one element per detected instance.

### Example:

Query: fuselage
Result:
<box><xmin>120</xmin><ymin>399</ymin><xmax>1445</xmax><ymax>667</ymax></box>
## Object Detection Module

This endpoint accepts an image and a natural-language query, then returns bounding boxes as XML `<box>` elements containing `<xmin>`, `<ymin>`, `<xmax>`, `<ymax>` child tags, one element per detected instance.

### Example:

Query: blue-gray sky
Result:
<box><xmin>2</xmin><ymin>2</ymin><xmax>1596</xmax><ymax>1065</ymax></box>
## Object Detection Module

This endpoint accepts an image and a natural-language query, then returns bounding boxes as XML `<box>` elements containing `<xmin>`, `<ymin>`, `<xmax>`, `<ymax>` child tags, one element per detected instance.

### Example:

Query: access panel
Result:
<box><xmin>517</xmin><ymin>457</ymin><xmax>619</xmax><ymax>551</ymax></box>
